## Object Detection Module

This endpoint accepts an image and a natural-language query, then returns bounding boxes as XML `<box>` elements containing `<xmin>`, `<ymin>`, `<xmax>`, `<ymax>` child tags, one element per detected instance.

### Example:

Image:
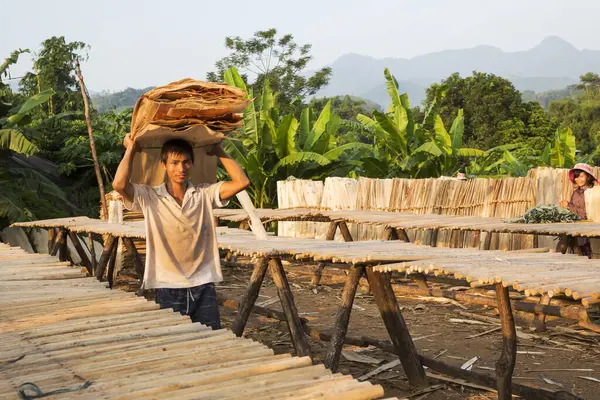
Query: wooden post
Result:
<box><xmin>383</xmin><ymin>227</ymin><xmax>399</xmax><ymax>241</ymax></box>
<box><xmin>412</xmin><ymin>273</ymin><xmax>429</xmax><ymax>290</ymax></box>
<box><xmin>47</xmin><ymin>228</ymin><xmax>56</xmax><ymax>254</ymax></box>
<box><xmin>325</xmin><ymin>221</ymin><xmax>339</xmax><ymax>241</ymax></box>
<box><xmin>50</xmin><ymin>229</ymin><xmax>66</xmax><ymax>256</ymax></box>
<box><xmin>338</xmin><ymin>221</ymin><xmax>354</xmax><ymax>242</ymax></box>
<box><xmin>88</xmin><ymin>232</ymin><xmax>97</xmax><ymax>275</ymax></box>
<box><xmin>95</xmin><ymin>235</ymin><xmax>117</xmax><ymax>281</ymax></box>
<box><xmin>231</xmin><ymin>257</ymin><xmax>269</xmax><ymax>336</ymax></box>
<box><xmin>366</xmin><ymin>268</ymin><xmax>428</xmax><ymax>388</ymax></box>
<box><xmin>532</xmin><ymin>295</ymin><xmax>551</xmax><ymax>332</ymax></box>
<box><xmin>67</xmin><ymin>231</ymin><xmax>92</xmax><ymax>274</ymax></box>
<box><xmin>238</xmin><ymin>220</ymin><xmax>250</xmax><ymax>231</ymax></box>
<box><xmin>123</xmin><ymin>238</ymin><xmax>144</xmax><ymax>280</ymax></box>
<box><xmin>106</xmin><ymin>240</ymin><xmax>119</xmax><ymax>288</ymax></box>
<box><xmin>430</xmin><ymin>229</ymin><xmax>439</xmax><ymax>247</ymax></box>
<box><xmin>311</xmin><ymin>262</ymin><xmax>327</xmax><ymax>288</ymax></box>
<box><xmin>74</xmin><ymin>59</ymin><xmax>107</xmax><ymax>218</ymax></box>
<box><xmin>495</xmin><ymin>283</ymin><xmax>517</xmax><ymax>400</ymax></box>
<box><xmin>397</xmin><ymin>228</ymin><xmax>410</xmax><ymax>243</ymax></box>
<box><xmin>268</xmin><ymin>258</ymin><xmax>311</xmax><ymax>357</ymax></box>
<box><xmin>324</xmin><ymin>264</ymin><xmax>364</xmax><ymax>371</ymax></box>
<box><xmin>483</xmin><ymin>231</ymin><xmax>493</xmax><ymax>250</ymax></box>
<box><xmin>57</xmin><ymin>229</ymin><xmax>68</xmax><ymax>262</ymax></box>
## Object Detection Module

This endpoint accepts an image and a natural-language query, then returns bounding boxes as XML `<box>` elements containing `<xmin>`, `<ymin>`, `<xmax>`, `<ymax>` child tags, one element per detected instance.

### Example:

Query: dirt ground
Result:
<box><xmin>116</xmin><ymin>258</ymin><xmax>600</xmax><ymax>400</ymax></box>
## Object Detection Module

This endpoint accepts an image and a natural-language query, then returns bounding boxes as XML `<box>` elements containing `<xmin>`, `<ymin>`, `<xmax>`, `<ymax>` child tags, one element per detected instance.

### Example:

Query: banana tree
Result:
<box><xmin>223</xmin><ymin>67</ymin><xmax>371</xmax><ymax>207</ymax></box>
<box><xmin>356</xmin><ymin>68</ymin><xmax>484</xmax><ymax>178</ymax></box>
<box><xmin>0</xmin><ymin>78</ymin><xmax>72</xmax><ymax>226</ymax></box>
<box><xmin>539</xmin><ymin>127</ymin><xmax>576</xmax><ymax>168</ymax></box>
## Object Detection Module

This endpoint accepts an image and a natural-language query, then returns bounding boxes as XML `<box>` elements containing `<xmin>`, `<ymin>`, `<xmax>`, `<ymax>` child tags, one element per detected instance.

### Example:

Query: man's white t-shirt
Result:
<box><xmin>126</xmin><ymin>181</ymin><xmax>229</xmax><ymax>289</ymax></box>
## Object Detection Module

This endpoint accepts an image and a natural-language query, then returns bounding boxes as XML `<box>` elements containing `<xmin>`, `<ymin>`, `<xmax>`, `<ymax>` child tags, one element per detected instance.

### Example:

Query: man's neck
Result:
<box><xmin>167</xmin><ymin>180</ymin><xmax>188</xmax><ymax>203</ymax></box>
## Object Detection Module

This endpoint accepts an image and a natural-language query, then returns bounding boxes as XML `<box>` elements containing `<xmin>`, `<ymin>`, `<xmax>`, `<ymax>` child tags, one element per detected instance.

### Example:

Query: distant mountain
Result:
<box><xmin>317</xmin><ymin>36</ymin><xmax>600</xmax><ymax>107</ymax></box>
<box><xmin>92</xmin><ymin>87</ymin><xmax>154</xmax><ymax>113</ymax></box>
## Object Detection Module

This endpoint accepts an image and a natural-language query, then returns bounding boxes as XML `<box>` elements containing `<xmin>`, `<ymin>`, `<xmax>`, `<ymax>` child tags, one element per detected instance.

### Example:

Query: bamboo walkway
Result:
<box><xmin>0</xmin><ymin>242</ymin><xmax>386</xmax><ymax>400</ymax></box>
<box><xmin>213</xmin><ymin>208</ymin><xmax>600</xmax><ymax>238</ymax></box>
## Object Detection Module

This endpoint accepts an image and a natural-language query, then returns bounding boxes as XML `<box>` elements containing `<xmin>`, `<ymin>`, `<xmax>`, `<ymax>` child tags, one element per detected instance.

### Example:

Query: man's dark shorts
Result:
<box><xmin>155</xmin><ymin>283</ymin><xmax>221</xmax><ymax>330</ymax></box>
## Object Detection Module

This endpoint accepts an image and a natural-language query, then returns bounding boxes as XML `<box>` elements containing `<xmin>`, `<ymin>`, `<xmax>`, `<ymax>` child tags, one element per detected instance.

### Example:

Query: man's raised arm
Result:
<box><xmin>208</xmin><ymin>143</ymin><xmax>250</xmax><ymax>201</ymax></box>
<box><xmin>112</xmin><ymin>135</ymin><xmax>139</xmax><ymax>205</ymax></box>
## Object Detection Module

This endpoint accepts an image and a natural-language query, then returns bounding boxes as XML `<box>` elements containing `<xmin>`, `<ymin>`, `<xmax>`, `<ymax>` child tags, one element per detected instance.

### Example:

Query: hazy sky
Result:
<box><xmin>3</xmin><ymin>0</ymin><xmax>599</xmax><ymax>92</ymax></box>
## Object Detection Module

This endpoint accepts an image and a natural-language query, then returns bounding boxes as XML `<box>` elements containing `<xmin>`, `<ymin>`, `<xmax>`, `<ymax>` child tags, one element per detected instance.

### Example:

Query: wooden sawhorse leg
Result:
<box><xmin>312</xmin><ymin>220</ymin><xmax>353</xmax><ymax>288</ymax></box>
<box><xmin>324</xmin><ymin>265</ymin><xmax>427</xmax><ymax>388</ymax></box>
<box><xmin>123</xmin><ymin>237</ymin><xmax>144</xmax><ymax>281</ymax></box>
<box><xmin>495</xmin><ymin>283</ymin><xmax>517</xmax><ymax>400</ymax></box>
<box><xmin>68</xmin><ymin>231</ymin><xmax>92</xmax><ymax>275</ymax></box>
<box><xmin>366</xmin><ymin>268</ymin><xmax>428</xmax><ymax>388</ymax></box>
<box><xmin>50</xmin><ymin>228</ymin><xmax>66</xmax><ymax>257</ymax></box>
<box><xmin>231</xmin><ymin>256</ymin><xmax>311</xmax><ymax>357</ymax></box>
<box><xmin>95</xmin><ymin>235</ymin><xmax>118</xmax><ymax>281</ymax></box>
<box><xmin>324</xmin><ymin>264</ymin><xmax>364</xmax><ymax>372</ymax></box>
<box><xmin>311</xmin><ymin>222</ymin><xmax>340</xmax><ymax>287</ymax></box>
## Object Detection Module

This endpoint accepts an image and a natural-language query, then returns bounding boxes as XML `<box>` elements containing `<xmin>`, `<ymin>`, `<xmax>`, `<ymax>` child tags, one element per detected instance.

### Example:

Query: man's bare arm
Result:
<box><xmin>112</xmin><ymin>135</ymin><xmax>139</xmax><ymax>205</ymax></box>
<box><xmin>208</xmin><ymin>143</ymin><xmax>250</xmax><ymax>201</ymax></box>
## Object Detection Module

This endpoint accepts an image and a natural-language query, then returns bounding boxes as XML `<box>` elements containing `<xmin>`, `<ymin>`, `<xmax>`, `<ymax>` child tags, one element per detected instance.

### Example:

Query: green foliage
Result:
<box><xmin>424</xmin><ymin>72</ymin><xmax>555</xmax><ymax>151</ymax></box>
<box><xmin>0</xmin><ymin>39</ymin><xmax>132</xmax><ymax>224</ymax></box>
<box><xmin>549</xmin><ymin>127</ymin><xmax>576</xmax><ymax>168</ymax></box>
<box><xmin>355</xmin><ymin>68</ymin><xmax>485</xmax><ymax>178</ymax></box>
<box><xmin>521</xmin><ymin>86</ymin><xmax>581</xmax><ymax>109</ymax></box>
<box><xmin>19</xmin><ymin>36</ymin><xmax>88</xmax><ymax>116</ymax></box>
<box><xmin>0</xmin><ymin>64</ymin><xmax>73</xmax><ymax>228</ymax></box>
<box><xmin>509</xmin><ymin>205</ymin><xmax>581</xmax><ymax>224</ymax></box>
<box><xmin>53</xmin><ymin>108</ymin><xmax>130</xmax><ymax>212</ymax></box>
<box><xmin>223</xmin><ymin>67</ymin><xmax>369</xmax><ymax>207</ymax></box>
<box><xmin>1</xmin><ymin>49</ymin><xmax>30</xmax><ymax>119</ymax></box>
<box><xmin>0</xmin><ymin>129</ymin><xmax>39</xmax><ymax>157</ymax></box>
<box><xmin>1</xmin><ymin>49</ymin><xmax>29</xmax><ymax>84</ymax></box>
<box><xmin>208</xmin><ymin>29</ymin><xmax>332</xmax><ymax>115</ymax></box>
<box><xmin>548</xmin><ymin>73</ymin><xmax>600</xmax><ymax>162</ymax></box>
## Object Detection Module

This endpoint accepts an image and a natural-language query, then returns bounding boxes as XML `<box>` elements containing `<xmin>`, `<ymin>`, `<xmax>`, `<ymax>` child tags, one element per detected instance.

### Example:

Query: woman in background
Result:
<box><xmin>558</xmin><ymin>163</ymin><xmax>598</xmax><ymax>258</ymax></box>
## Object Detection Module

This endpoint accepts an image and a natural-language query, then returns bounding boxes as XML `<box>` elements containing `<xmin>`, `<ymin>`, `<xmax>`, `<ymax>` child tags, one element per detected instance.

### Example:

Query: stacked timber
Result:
<box><xmin>276</xmin><ymin>179</ymin><xmax>324</xmax><ymax>238</ymax></box>
<box><xmin>354</xmin><ymin>178</ymin><xmax>394</xmax><ymax>240</ymax></box>
<box><xmin>320</xmin><ymin>177</ymin><xmax>359</xmax><ymax>240</ymax></box>
<box><xmin>0</xmin><ymin>244</ymin><xmax>386</xmax><ymax>399</ymax></box>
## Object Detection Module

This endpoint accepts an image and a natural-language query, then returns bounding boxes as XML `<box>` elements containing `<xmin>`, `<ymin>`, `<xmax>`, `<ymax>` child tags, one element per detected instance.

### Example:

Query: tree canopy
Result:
<box><xmin>207</xmin><ymin>28</ymin><xmax>331</xmax><ymax>115</ymax></box>
<box><xmin>423</xmin><ymin>72</ymin><xmax>555</xmax><ymax>152</ymax></box>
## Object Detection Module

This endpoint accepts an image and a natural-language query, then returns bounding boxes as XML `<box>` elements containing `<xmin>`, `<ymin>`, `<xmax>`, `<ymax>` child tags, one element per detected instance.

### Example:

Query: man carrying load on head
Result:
<box><xmin>112</xmin><ymin>136</ymin><xmax>249</xmax><ymax>329</ymax></box>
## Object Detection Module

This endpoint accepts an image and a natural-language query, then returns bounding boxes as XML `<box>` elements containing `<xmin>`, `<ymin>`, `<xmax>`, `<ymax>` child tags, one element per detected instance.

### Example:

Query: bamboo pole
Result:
<box><xmin>74</xmin><ymin>58</ymin><xmax>107</xmax><ymax>219</ymax></box>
